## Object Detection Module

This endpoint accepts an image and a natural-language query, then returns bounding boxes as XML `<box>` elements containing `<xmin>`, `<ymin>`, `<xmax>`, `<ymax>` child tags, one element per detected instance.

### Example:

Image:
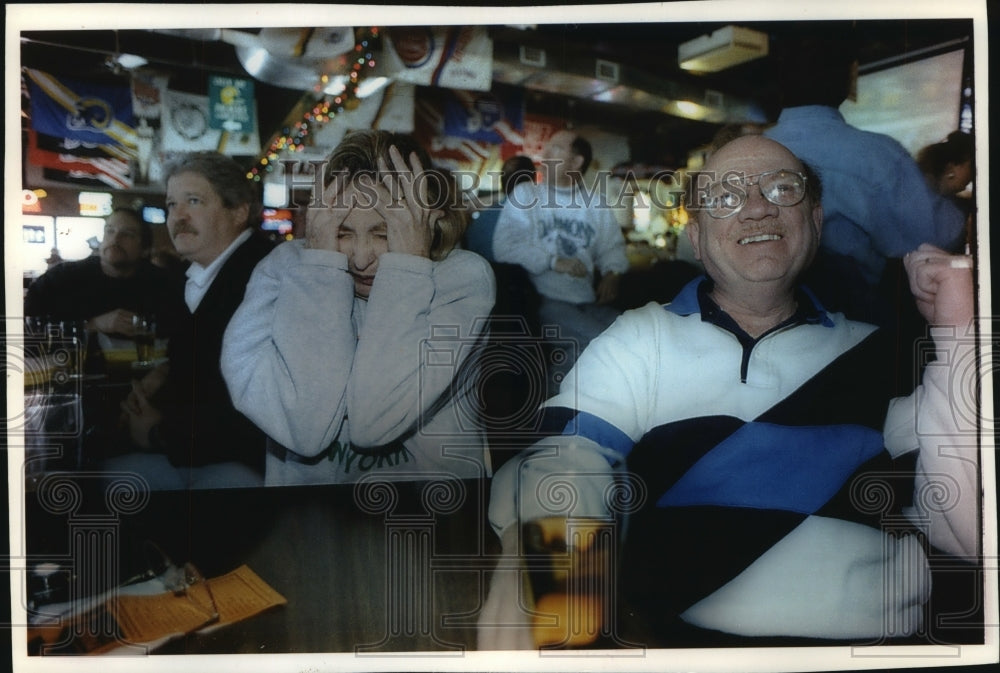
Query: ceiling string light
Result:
<box><xmin>247</xmin><ymin>27</ymin><xmax>380</xmax><ymax>182</ymax></box>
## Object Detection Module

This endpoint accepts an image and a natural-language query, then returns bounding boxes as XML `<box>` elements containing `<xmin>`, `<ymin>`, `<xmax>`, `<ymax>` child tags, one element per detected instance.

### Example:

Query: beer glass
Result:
<box><xmin>132</xmin><ymin>314</ymin><xmax>156</xmax><ymax>370</ymax></box>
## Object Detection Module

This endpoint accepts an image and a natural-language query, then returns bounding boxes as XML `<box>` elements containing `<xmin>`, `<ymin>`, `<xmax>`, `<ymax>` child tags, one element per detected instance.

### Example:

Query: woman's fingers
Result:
<box><xmin>380</xmin><ymin>145</ymin><xmax>429</xmax><ymax>215</ymax></box>
<box><xmin>306</xmin><ymin>175</ymin><xmax>356</xmax><ymax>251</ymax></box>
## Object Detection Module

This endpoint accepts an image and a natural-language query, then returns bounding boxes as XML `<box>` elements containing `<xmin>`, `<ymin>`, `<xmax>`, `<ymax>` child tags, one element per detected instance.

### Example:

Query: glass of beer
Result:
<box><xmin>132</xmin><ymin>314</ymin><xmax>156</xmax><ymax>369</ymax></box>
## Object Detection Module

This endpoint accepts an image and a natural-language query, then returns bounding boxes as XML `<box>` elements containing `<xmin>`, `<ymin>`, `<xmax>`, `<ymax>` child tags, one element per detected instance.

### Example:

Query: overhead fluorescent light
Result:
<box><xmin>678</xmin><ymin>25</ymin><xmax>768</xmax><ymax>73</ymax></box>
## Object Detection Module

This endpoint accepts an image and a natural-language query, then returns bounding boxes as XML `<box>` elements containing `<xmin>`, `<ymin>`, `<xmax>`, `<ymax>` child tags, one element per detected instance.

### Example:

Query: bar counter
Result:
<box><xmin>24</xmin><ymin>476</ymin><xmax>498</xmax><ymax>655</ymax></box>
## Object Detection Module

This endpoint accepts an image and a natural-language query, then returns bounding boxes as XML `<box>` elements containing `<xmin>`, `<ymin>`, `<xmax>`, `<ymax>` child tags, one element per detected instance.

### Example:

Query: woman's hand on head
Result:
<box><xmin>305</xmin><ymin>174</ymin><xmax>353</xmax><ymax>252</ymax></box>
<box><xmin>375</xmin><ymin>144</ymin><xmax>439</xmax><ymax>258</ymax></box>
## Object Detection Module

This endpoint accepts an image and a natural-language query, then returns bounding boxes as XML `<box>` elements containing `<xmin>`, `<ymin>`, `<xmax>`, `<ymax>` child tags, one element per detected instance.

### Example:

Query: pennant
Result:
<box><xmin>25</xmin><ymin>68</ymin><xmax>137</xmax><ymax>156</ymax></box>
<box><xmin>161</xmin><ymin>89</ymin><xmax>261</xmax><ymax>156</ymax></box>
<box><xmin>28</xmin><ymin>130</ymin><xmax>133</xmax><ymax>189</ymax></box>
<box><xmin>132</xmin><ymin>72</ymin><xmax>169</xmax><ymax>122</ymax></box>
<box><xmin>384</xmin><ymin>26</ymin><xmax>493</xmax><ymax>91</ymax></box>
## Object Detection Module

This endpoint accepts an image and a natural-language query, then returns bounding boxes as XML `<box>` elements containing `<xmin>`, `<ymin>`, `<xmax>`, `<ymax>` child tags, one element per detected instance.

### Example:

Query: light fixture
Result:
<box><xmin>678</xmin><ymin>25</ymin><xmax>768</xmax><ymax>73</ymax></box>
<box><xmin>104</xmin><ymin>30</ymin><xmax>148</xmax><ymax>74</ymax></box>
<box><xmin>114</xmin><ymin>53</ymin><xmax>148</xmax><ymax>70</ymax></box>
<box><xmin>104</xmin><ymin>52</ymin><xmax>148</xmax><ymax>75</ymax></box>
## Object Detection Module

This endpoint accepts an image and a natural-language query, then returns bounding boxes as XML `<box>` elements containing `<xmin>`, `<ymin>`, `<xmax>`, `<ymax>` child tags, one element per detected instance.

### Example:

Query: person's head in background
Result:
<box><xmin>164</xmin><ymin>152</ymin><xmax>260</xmax><ymax>267</ymax></box>
<box><xmin>540</xmin><ymin>130</ymin><xmax>592</xmax><ymax>187</ymax></box>
<box><xmin>917</xmin><ymin>131</ymin><xmax>974</xmax><ymax>196</ymax></box>
<box><xmin>774</xmin><ymin>23</ymin><xmax>858</xmax><ymax>110</ymax></box>
<box><xmin>99</xmin><ymin>208</ymin><xmax>152</xmax><ymax>278</ymax></box>
<box><xmin>320</xmin><ymin>130</ymin><xmax>466</xmax><ymax>298</ymax></box>
<box><xmin>500</xmin><ymin>155</ymin><xmax>537</xmax><ymax>196</ymax></box>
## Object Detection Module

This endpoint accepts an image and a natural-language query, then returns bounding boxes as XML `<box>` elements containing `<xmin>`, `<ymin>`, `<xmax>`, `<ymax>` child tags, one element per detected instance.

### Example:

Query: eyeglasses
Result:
<box><xmin>162</xmin><ymin>562</ymin><xmax>220</xmax><ymax>627</ymax></box>
<box><xmin>122</xmin><ymin>542</ymin><xmax>219</xmax><ymax>627</ymax></box>
<box><xmin>701</xmin><ymin>169</ymin><xmax>808</xmax><ymax>219</ymax></box>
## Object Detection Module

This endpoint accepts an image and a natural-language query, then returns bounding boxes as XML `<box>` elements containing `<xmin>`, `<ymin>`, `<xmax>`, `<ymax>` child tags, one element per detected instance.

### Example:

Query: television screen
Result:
<box><xmin>261</xmin><ymin>208</ymin><xmax>294</xmax><ymax>234</ymax></box>
<box><xmin>142</xmin><ymin>206</ymin><xmax>166</xmax><ymax>224</ymax></box>
<box><xmin>840</xmin><ymin>48</ymin><xmax>967</xmax><ymax>156</ymax></box>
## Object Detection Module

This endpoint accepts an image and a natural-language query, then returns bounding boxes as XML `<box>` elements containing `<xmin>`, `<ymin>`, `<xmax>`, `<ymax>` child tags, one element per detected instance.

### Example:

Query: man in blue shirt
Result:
<box><xmin>763</xmin><ymin>35</ymin><xmax>966</xmax><ymax>324</ymax></box>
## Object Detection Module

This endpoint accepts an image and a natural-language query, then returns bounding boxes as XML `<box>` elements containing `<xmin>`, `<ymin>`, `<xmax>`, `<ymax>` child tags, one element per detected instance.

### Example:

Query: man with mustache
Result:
<box><xmin>25</xmin><ymin>208</ymin><xmax>181</xmax><ymax>338</ymax></box>
<box><xmin>115</xmin><ymin>151</ymin><xmax>273</xmax><ymax>489</ymax></box>
<box><xmin>481</xmin><ymin>135</ymin><xmax>980</xmax><ymax>647</ymax></box>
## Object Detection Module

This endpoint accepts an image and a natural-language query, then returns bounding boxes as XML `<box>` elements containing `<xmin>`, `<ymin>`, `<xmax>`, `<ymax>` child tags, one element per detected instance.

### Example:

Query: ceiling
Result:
<box><xmin>18</xmin><ymin>18</ymin><xmax>975</xmax><ymax>166</ymax></box>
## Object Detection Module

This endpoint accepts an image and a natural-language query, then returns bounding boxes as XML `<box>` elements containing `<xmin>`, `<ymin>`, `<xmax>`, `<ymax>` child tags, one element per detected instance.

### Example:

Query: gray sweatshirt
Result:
<box><xmin>493</xmin><ymin>181</ymin><xmax>629</xmax><ymax>304</ymax></box>
<box><xmin>221</xmin><ymin>240</ymin><xmax>496</xmax><ymax>486</ymax></box>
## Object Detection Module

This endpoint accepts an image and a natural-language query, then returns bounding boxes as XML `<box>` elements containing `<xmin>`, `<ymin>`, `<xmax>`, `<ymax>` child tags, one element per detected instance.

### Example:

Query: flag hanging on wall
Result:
<box><xmin>28</xmin><ymin>129</ymin><xmax>134</xmax><ymax>189</ymax></box>
<box><xmin>25</xmin><ymin>68</ymin><xmax>137</xmax><ymax>157</ymax></box>
<box><xmin>443</xmin><ymin>89</ymin><xmax>524</xmax><ymax>144</ymax></box>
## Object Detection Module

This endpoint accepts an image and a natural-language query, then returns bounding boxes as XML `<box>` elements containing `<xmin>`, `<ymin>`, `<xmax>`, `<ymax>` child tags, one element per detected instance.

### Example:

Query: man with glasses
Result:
<box><xmin>25</xmin><ymin>208</ymin><xmax>183</xmax><ymax>337</ymax></box>
<box><xmin>481</xmin><ymin>135</ymin><xmax>979</xmax><ymax>647</ymax></box>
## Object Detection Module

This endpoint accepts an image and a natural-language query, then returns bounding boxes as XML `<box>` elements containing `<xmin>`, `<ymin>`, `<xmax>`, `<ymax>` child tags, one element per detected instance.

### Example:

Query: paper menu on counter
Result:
<box><xmin>112</xmin><ymin>564</ymin><xmax>287</xmax><ymax>649</ymax></box>
<box><xmin>30</xmin><ymin>564</ymin><xmax>287</xmax><ymax>655</ymax></box>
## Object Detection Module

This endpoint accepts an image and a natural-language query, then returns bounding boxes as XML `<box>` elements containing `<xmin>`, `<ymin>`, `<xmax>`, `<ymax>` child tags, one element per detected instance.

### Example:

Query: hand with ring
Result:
<box><xmin>375</xmin><ymin>145</ymin><xmax>441</xmax><ymax>259</ymax></box>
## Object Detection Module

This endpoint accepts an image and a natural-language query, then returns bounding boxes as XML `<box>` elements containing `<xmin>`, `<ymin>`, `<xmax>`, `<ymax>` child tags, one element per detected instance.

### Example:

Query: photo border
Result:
<box><xmin>5</xmin><ymin>2</ymin><xmax>996</xmax><ymax>672</ymax></box>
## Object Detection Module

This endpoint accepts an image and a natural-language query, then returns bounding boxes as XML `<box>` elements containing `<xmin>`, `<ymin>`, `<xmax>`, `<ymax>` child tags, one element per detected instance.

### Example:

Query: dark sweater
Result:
<box><xmin>155</xmin><ymin>233</ymin><xmax>274</xmax><ymax>473</ymax></box>
<box><xmin>25</xmin><ymin>256</ymin><xmax>185</xmax><ymax>333</ymax></box>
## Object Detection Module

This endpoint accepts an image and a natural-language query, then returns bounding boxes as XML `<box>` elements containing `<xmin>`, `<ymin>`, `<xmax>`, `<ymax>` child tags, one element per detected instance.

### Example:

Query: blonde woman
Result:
<box><xmin>222</xmin><ymin>131</ymin><xmax>495</xmax><ymax>486</ymax></box>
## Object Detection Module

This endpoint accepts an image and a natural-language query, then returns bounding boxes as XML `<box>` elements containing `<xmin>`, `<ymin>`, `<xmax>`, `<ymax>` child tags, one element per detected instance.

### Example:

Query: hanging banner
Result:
<box><xmin>519</xmin><ymin>115</ymin><xmax>566</xmax><ymax>159</ymax></box>
<box><xmin>383</xmin><ymin>26</ymin><xmax>492</xmax><ymax>91</ymax></box>
<box><xmin>372</xmin><ymin>82</ymin><xmax>416</xmax><ymax>133</ymax></box>
<box><xmin>414</xmin><ymin>94</ymin><xmax>494</xmax><ymax>174</ymax></box>
<box><xmin>131</xmin><ymin>72</ymin><xmax>169</xmax><ymax>122</ymax></box>
<box><xmin>256</xmin><ymin>26</ymin><xmax>355</xmax><ymax>61</ymax></box>
<box><xmin>25</xmin><ymin>68</ymin><xmax>137</xmax><ymax>156</ymax></box>
<box><xmin>34</xmin><ymin>129</ymin><xmax>129</xmax><ymax>160</ymax></box>
<box><xmin>162</xmin><ymin>89</ymin><xmax>261</xmax><ymax>155</ymax></box>
<box><xmin>208</xmin><ymin>75</ymin><xmax>256</xmax><ymax>133</ymax></box>
<box><xmin>28</xmin><ymin>130</ymin><xmax>133</xmax><ymax>189</ymax></box>
<box><xmin>443</xmin><ymin>89</ymin><xmax>524</xmax><ymax>144</ymax></box>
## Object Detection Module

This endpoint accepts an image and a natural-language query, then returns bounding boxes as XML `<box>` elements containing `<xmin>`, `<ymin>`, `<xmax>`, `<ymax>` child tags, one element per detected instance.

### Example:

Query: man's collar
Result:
<box><xmin>185</xmin><ymin>229</ymin><xmax>252</xmax><ymax>286</ymax></box>
<box><xmin>778</xmin><ymin>105</ymin><xmax>846</xmax><ymax>124</ymax></box>
<box><xmin>666</xmin><ymin>275</ymin><xmax>834</xmax><ymax>328</ymax></box>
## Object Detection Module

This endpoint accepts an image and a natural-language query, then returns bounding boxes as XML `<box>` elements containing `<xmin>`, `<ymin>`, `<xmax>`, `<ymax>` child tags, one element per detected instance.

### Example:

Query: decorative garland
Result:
<box><xmin>247</xmin><ymin>27</ymin><xmax>380</xmax><ymax>181</ymax></box>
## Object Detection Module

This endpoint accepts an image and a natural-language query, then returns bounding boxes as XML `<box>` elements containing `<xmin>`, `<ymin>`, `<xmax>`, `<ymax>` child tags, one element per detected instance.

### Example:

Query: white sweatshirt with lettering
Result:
<box><xmin>493</xmin><ymin>181</ymin><xmax>629</xmax><ymax>304</ymax></box>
